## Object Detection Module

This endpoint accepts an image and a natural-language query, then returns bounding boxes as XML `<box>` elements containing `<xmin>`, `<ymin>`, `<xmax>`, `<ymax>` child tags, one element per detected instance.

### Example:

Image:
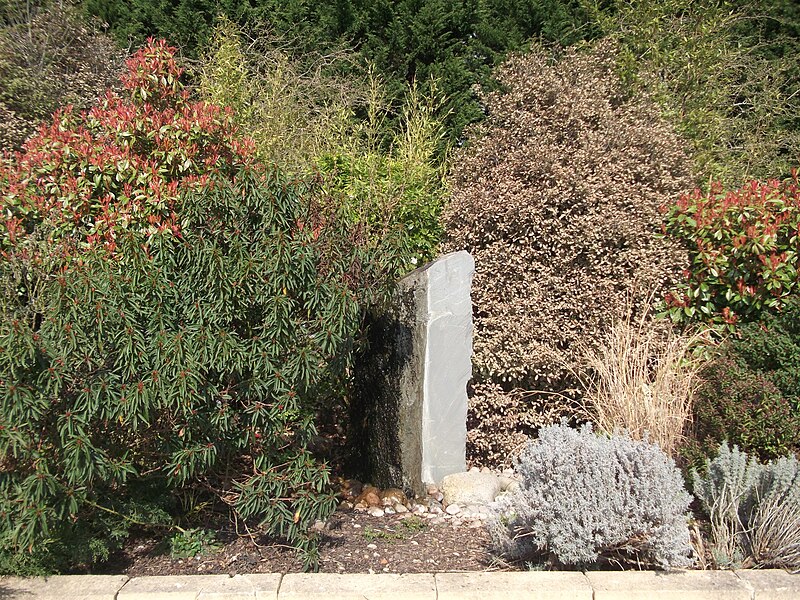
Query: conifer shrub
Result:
<box><xmin>693</xmin><ymin>442</ymin><xmax>800</xmax><ymax>569</ymax></box>
<box><xmin>0</xmin><ymin>39</ymin><xmax>392</xmax><ymax>572</ymax></box>
<box><xmin>489</xmin><ymin>422</ymin><xmax>694</xmax><ymax>569</ymax></box>
<box><xmin>443</xmin><ymin>42</ymin><xmax>694</xmax><ymax>465</ymax></box>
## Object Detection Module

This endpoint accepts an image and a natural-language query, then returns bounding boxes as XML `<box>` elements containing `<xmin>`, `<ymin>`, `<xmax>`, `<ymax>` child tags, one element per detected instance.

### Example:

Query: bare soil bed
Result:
<box><xmin>98</xmin><ymin>509</ymin><xmax>496</xmax><ymax>576</ymax></box>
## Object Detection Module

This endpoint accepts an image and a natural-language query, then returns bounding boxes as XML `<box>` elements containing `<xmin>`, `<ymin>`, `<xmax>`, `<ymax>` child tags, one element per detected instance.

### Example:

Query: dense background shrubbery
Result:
<box><xmin>0</xmin><ymin>0</ymin><xmax>799</xmax><ymax>576</ymax></box>
<box><xmin>82</xmin><ymin>0</ymin><xmax>597</xmax><ymax>150</ymax></box>
<box><xmin>443</xmin><ymin>42</ymin><xmax>694</xmax><ymax>465</ymax></box>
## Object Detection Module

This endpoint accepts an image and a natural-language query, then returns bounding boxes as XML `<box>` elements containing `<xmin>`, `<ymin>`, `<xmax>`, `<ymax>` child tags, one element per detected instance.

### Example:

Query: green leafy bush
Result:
<box><xmin>199</xmin><ymin>21</ymin><xmax>446</xmax><ymax>272</ymax></box>
<box><xmin>686</xmin><ymin>300</ymin><xmax>800</xmax><ymax>464</ymax></box>
<box><xmin>663</xmin><ymin>173</ymin><xmax>800</xmax><ymax>329</ymax></box>
<box><xmin>693</xmin><ymin>442</ymin><xmax>800</xmax><ymax>569</ymax></box>
<box><xmin>0</xmin><ymin>39</ymin><xmax>387</xmax><ymax>572</ymax></box>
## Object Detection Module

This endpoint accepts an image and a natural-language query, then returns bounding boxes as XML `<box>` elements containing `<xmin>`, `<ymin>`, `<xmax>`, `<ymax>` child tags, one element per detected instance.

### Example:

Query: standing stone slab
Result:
<box><xmin>351</xmin><ymin>251</ymin><xmax>474</xmax><ymax>497</ymax></box>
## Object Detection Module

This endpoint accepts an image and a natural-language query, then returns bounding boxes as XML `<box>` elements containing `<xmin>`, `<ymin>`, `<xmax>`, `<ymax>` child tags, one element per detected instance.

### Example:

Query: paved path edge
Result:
<box><xmin>0</xmin><ymin>569</ymin><xmax>797</xmax><ymax>599</ymax></box>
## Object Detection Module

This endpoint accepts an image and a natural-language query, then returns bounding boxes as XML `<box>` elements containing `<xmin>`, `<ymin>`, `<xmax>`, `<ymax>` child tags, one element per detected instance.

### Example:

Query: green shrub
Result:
<box><xmin>686</xmin><ymin>300</ymin><xmax>800</xmax><ymax>464</ymax></box>
<box><xmin>662</xmin><ymin>173</ymin><xmax>800</xmax><ymax>329</ymax></box>
<box><xmin>198</xmin><ymin>21</ymin><xmax>447</xmax><ymax>273</ymax></box>
<box><xmin>0</xmin><ymin>39</ymin><xmax>391</xmax><ymax>572</ymax></box>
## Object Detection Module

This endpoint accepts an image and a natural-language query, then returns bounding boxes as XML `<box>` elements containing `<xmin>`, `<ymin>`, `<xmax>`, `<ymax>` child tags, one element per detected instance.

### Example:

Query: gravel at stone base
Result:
<box><xmin>99</xmin><ymin>510</ymin><xmax>495</xmax><ymax>577</ymax></box>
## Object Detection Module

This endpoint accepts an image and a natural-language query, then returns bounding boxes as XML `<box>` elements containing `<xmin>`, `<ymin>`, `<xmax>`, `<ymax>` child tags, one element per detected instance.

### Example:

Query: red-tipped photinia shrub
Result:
<box><xmin>662</xmin><ymin>171</ymin><xmax>800</xmax><ymax>328</ymax></box>
<box><xmin>0</xmin><ymin>38</ymin><xmax>255</xmax><ymax>254</ymax></box>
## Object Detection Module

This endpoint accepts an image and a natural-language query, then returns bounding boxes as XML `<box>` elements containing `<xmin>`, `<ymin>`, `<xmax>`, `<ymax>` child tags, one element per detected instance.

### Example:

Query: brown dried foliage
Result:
<box><xmin>444</xmin><ymin>43</ymin><xmax>695</xmax><ymax>465</ymax></box>
<box><xmin>0</xmin><ymin>3</ymin><xmax>124</xmax><ymax>151</ymax></box>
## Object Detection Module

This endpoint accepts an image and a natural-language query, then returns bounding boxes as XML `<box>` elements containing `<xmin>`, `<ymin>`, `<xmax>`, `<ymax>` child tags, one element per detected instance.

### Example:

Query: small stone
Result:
<box><xmin>355</xmin><ymin>485</ymin><xmax>382</xmax><ymax>507</ymax></box>
<box><xmin>339</xmin><ymin>500</ymin><xmax>354</xmax><ymax>510</ymax></box>
<box><xmin>367</xmin><ymin>543</ymin><xmax>377</xmax><ymax>550</ymax></box>
<box><xmin>310</xmin><ymin>520</ymin><xmax>326</xmax><ymax>533</ymax></box>
<box><xmin>433</xmin><ymin>492</ymin><xmax>444</xmax><ymax>502</ymax></box>
<box><xmin>445</xmin><ymin>503</ymin><xmax>461</xmax><ymax>515</ymax></box>
<box><xmin>352</xmin><ymin>523</ymin><xmax>361</xmax><ymax>528</ymax></box>
<box><xmin>364</xmin><ymin>491</ymin><xmax>382</xmax><ymax>507</ymax></box>
<box><xmin>429</xmin><ymin>505</ymin><xmax>443</xmax><ymax>515</ymax></box>
<box><xmin>380</xmin><ymin>487</ymin><xmax>408</xmax><ymax>506</ymax></box>
<box><xmin>368</xmin><ymin>507</ymin><xmax>385</xmax><ymax>517</ymax></box>
<box><xmin>380</xmin><ymin>558</ymin><xmax>388</xmax><ymax>565</ymax></box>
<box><xmin>441</xmin><ymin>471</ymin><xmax>503</xmax><ymax>506</ymax></box>
<box><xmin>412</xmin><ymin>504</ymin><xmax>427</xmax><ymax>514</ymax></box>
<box><xmin>411</xmin><ymin>540</ymin><xmax>419</xmax><ymax>545</ymax></box>
<box><xmin>469</xmin><ymin>466</ymin><xmax>480</xmax><ymax>473</ymax></box>
<box><xmin>426</xmin><ymin>484</ymin><xmax>439</xmax><ymax>495</ymax></box>
<box><xmin>480</xmin><ymin>466</ymin><xmax>491</xmax><ymax>473</ymax></box>
<box><xmin>394</xmin><ymin>503</ymin><xmax>408</xmax><ymax>513</ymax></box>
<box><xmin>384</xmin><ymin>506</ymin><xmax>396</xmax><ymax>515</ymax></box>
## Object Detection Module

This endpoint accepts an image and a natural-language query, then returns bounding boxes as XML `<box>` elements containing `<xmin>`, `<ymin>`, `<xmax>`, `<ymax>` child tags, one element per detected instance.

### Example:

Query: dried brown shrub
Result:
<box><xmin>0</xmin><ymin>3</ymin><xmax>124</xmax><ymax>150</ymax></box>
<box><xmin>444</xmin><ymin>42</ymin><xmax>695</xmax><ymax>465</ymax></box>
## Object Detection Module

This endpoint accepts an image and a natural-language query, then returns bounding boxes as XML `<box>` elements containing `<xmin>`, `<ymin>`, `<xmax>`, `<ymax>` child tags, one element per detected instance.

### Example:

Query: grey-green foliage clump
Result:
<box><xmin>693</xmin><ymin>442</ymin><xmax>800</xmax><ymax>569</ymax></box>
<box><xmin>490</xmin><ymin>423</ymin><xmax>693</xmax><ymax>569</ymax></box>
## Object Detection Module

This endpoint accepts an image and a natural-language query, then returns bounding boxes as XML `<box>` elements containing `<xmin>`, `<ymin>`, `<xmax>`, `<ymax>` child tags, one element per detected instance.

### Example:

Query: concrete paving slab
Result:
<box><xmin>736</xmin><ymin>569</ymin><xmax>800</xmax><ymax>600</ymax></box>
<box><xmin>435</xmin><ymin>571</ymin><xmax>593</xmax><ymax>600</ymax></box>
<box><xmin>0</xmin><ymin>574</ymin><xmax>128</xmax><ymax>599</ymax></box>
<box><xmin>117</xmin><ymin>574</ymin><xmax>282</xmax><ymax>600</ymax></box>
<box><xmin>586</xmin><ymin>570</ymin><xmax>753</xmax><ymax>600</ymax></box>
<box><xmin>278</xmin><ymin>573</ymin><xmax>436</xmax><ymax>600</ymax></box>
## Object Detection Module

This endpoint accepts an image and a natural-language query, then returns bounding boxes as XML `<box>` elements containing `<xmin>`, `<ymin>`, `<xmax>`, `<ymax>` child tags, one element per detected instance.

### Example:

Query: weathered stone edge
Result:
<box><xmin>0</xmin><ymin>569</ymin><xmax>797</xmax><ymax>599</ymax></box>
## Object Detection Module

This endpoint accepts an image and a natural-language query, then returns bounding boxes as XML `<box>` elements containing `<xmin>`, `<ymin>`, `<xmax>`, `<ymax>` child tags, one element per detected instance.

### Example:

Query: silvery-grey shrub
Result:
<box><xmin>489</xmin><ymin>422</ymin><xmax>693</xmax><ymax>568</ymax></box>
<box><xmin>693</xmin><ymin>442</ymin><xmax>800</xmax><ymax>568</ymax></box>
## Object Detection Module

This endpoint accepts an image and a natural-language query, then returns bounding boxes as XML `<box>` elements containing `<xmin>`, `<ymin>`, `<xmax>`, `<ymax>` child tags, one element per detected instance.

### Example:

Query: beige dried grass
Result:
<box><xmin>576</xmin><ymin>307</ymin><xmax>711</xmax><ymax>458</ymax></box>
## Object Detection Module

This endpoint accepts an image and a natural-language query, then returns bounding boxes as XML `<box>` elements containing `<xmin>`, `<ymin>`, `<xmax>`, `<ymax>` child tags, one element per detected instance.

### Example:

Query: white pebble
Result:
<box><xmin>445</xmin><ymin>504</ymin><xmax>461</xmax><ymax>515</ymax></box>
